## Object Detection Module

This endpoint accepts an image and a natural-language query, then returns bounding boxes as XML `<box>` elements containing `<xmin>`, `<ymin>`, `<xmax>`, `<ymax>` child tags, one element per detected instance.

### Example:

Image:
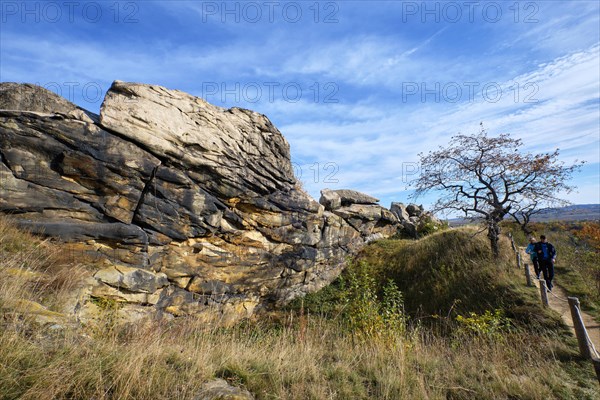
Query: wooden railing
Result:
<box><xmin>508</xmin><ymin>233</ymin><xmax>600</xmax><ymax>384</ymax></box>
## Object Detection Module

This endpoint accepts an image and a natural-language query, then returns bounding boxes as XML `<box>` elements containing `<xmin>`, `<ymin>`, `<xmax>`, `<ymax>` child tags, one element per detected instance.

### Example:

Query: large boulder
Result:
<box><xmin>319</xmin><ymin>189</ymin><xmax>341</xmax><ymax>210</ymax></box>
<box><xmin>390</xmin><ymin>202</ymin><xmax>410</xmax><ymax>222</ymax></box>
<box><xmin>333</xmin><ymin>189</ymin><xmax>379</xmax><ymax>206</ymax></box>
<box><xmin>99</xmin><ymin>81</ymin><xmax>296</xmax><ymax>197</ymax></box>
<box><xmin>406</xmin><ymin>203</ymin><xmax>424</xmax><ymax>217</ymax></box>
<box><xmin>319</xmin><ymin>189</ymin><xmax>379</xmax><ymax>210</ymax></box>
<box><xmin>0</xmin><ymin>81</ymin><xmax>402</xmax><ymax>322</ymax></box>
<box><xmin>330</xmin><ymin>203</ymin><xmax>398</xmax><ymax>237</ymax></box>
<box><xmin>321</xmin><ymin>189</ymin><xmax>399</xmax><ymax>239</ymax></box>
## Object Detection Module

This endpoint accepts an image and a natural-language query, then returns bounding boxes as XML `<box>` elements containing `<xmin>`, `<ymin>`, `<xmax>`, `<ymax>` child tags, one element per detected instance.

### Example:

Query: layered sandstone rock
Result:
<box><xmin>0</xmin><ymin>81</ymin><xmax>406</xmax><ymax>322</ymax></box>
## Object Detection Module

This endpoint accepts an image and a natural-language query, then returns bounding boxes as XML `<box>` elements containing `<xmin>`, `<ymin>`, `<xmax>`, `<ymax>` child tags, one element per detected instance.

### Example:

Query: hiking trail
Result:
<box><xmin>519</xmin><ymin>247</ymin><xmax>600</xmax><ymax>352</ymax></box>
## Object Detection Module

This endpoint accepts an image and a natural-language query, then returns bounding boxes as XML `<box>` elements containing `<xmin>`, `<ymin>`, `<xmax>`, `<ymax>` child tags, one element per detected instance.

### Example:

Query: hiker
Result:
<box><xmin>525</xmin><ymin>237</ymin><xmax>541</xmax><ymax>279</ymax></box>
<box><xmin>534</xmin><ymin>235</ymin><xmax>557</xmax><ymax>291</ymax></box>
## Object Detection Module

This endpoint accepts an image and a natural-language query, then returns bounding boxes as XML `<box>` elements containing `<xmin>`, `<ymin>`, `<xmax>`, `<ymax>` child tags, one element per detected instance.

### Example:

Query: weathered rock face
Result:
<box><xmin>0</xmin><ymin>81</ymin><xmax>404</xmax><ymax>322</ymax></box>
<box><xmin>0</xmin><ymin>82</ymin><xmax>98</xmax><ymax>124</ymax></box>
<box><xmin>320</xmin><ymin>189</ymin><xmax>398</xmax><ymax>240</ymax></box>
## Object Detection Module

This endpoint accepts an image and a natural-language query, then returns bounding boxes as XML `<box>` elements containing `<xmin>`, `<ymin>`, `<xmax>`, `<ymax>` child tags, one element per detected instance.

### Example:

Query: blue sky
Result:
<box><xmin>1</xmin><ymin>0</ymin><xmax>599</xmax><ymax>211</ymax></box>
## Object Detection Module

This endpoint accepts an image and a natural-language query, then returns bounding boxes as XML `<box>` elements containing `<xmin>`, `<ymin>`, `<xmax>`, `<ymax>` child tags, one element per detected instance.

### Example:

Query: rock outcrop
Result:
<box><xmin>0</xmin><ymin>81</ymin><xmax>407</xmax><ymax>322</ymax></box>
<box><xmin>391</xmin><ymin>202</ymin><xmax>443</xmax><ymax>238</ymax></box>
<box><xmin>319</xmin><ymin>189</ymin><xmax>398</xmax><ymax>241</ymax></box>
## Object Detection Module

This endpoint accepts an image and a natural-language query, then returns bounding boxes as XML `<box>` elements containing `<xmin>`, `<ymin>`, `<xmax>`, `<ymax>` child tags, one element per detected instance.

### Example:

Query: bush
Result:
<box><xmin>455</xmin><ymin>309</ymin><xmax>512</xmax><ymax>339</ymax></box>
<box><xmin>339</xmin><ymin>265</ymin><xmax>406</xmax><ymax>338</ymax></box>
<box><xmin>290</xmin><ymin>261</ymin><xmax>406</xmax><ymax>339</ymax></box>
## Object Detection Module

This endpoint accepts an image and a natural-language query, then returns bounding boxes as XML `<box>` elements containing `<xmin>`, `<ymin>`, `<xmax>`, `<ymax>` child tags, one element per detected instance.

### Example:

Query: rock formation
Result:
<box><xmin>319</xmin><ymin>189</ymin><xmax>398</xmax><ymax>242</ymax></box>
<box><xmin>0</xmin><ymin>81</ymin><xmax>429</xmax><ymax>323</ymax></box>
<box><xmin>391</xmin><ymin>202</ymin><xmax>442</xmax><ymax>238</ymax></box>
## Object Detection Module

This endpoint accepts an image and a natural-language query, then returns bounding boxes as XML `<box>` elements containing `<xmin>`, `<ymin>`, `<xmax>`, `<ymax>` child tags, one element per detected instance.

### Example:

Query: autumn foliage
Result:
<box><xmin>575</xmin><ymin>222</ymin><xmax>600</xmax><ymax>251</ymax></box>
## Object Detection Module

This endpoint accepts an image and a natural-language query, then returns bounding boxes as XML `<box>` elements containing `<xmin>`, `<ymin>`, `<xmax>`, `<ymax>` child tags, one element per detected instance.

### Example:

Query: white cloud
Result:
<box><xmin>283</xmin><ymin>43</ymin><xmax>600</xmax><ymax>207</ymax></box>
<box><xmin>1</xmin><ymin>2</ymin><xmax>597</xmax><ymax>209</ymax></box>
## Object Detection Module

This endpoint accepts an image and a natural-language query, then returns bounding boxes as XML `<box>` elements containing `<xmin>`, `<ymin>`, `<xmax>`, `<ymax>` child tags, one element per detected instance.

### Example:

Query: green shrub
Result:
<box><xmin>293</xmin><ymin>261</ymin><xmax>406</xmax><ymax>339</ymax></box>
<box><xmin>455</xmin><ymin>309</ymin><xmax>512</xmax><ymax>339</ymax></box>
<box><xmin>338</xmin><ymin>262</ymin><xmax>406</xmax><ymax>338</ymax></box>
<box><xmin>381</xmin><ymin>279</ymin><xmax>406</xmax><ymax>332</ymax></box>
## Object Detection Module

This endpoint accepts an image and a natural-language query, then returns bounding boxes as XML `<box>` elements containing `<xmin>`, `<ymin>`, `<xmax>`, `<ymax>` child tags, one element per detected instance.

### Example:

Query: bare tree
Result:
<box><xmin>411</xmin><ymin>124</ymin><xmax>583</xmax><ymax>258</ymax></box>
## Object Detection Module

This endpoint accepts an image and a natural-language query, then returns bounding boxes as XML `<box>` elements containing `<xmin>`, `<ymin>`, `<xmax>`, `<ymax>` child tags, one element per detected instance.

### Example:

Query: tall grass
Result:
<box><xmin>2</xmin><ymin>313</ymin><xmax>598</xmax><ymax>399</ymax></box>
<box><xmin>0</xmin><ymin>216</ymin><xmax>90</xmax><ymax>314</ymax></box>
<box><xmin>1</xmin><ymin>217</ymin><xmax>599</xmax><ymax>399</ymax></box>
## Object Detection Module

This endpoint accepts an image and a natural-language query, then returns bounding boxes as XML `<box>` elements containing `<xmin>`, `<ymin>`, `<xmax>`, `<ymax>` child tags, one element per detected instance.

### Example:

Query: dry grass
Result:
<box><xmin>2</xmin><ymin>314</ymin><xmax>598</xmax><ymax>400</ymax></box>
<box><xmin>0</xmin><ymin>216</ymin><xmax>90</xmax><ymax>313</ymax></box>
<box><xmin>0</xmin><ymin>216</ymin><xmax>599</xmax><ymax>399</ymax></box>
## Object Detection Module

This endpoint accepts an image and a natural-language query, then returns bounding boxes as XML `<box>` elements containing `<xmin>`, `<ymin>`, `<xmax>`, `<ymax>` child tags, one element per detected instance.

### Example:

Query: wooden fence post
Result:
<box><xmin>516</xmin><ymin>253</ymin><xmax>522</xmax><ymax>269</ymax></box>
<box><xmin>539</xmin><ymin>279</ymin><xmax>549</xmax><ymax>307</ymax></box>
<box><xmin>524</xmin><ymin>263</ymin><xmax>532</xmax><ymax>287</ymax></box>
<box><xmin>509</xmin><ymin>233</ymin><xmax>516</xmax><ymax>252</ymax></box>
<box><xmin>568</xmin><ymin>297</ymin><xmax>592</xmax><ymax>359</ymax></box>
<box><xmin>593</xmin><ymin>358</ymin><xmax>600</xmax><ymax>384</ymax></box>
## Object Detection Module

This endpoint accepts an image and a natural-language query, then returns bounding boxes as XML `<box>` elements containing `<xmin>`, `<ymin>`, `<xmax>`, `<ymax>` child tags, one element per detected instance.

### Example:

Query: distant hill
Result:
<box><xmin>448</xmin><ymin>204</ymin><xmax>600</xmax><ymax>226</ymax></box>
<box><xmin>532</xmin><ymin>204</ymin><xmax>600</xmax><ymax>222</ymax></box>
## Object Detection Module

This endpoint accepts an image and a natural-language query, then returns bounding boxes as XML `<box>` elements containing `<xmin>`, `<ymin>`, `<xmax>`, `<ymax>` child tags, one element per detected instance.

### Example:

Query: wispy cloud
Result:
<box><xmin>282</xmin><ymin>44</ymin><xmax>600</xmax><ymax>206</ymax></box>
<box><xmin>1</xmin><ymin>1</ymin><xmax>598</xmax><ymax>208</ymax></box>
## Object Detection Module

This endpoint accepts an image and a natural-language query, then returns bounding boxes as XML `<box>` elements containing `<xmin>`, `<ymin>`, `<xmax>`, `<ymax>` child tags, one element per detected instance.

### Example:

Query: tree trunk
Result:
<box><xmin>519</xmin><ymin>215</ymin><xmax>533</xmax><ymax>236</ymax></box>
<box><xmin>520</xmin><ymin>224</ymin><xmax>533</xmax><ymax>236</ymax></box>
<box><xmin>487</xmin><ymin>220</ymin><xmax>501</xmax><ymax>258</ymax></box>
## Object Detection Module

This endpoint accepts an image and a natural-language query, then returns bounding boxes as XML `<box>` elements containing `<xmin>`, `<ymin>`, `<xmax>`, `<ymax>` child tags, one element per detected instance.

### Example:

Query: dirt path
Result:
<box><xmin>519</xmin><ymin>248</ymin><xmax>600</xmax><ymax>352</ymax></box>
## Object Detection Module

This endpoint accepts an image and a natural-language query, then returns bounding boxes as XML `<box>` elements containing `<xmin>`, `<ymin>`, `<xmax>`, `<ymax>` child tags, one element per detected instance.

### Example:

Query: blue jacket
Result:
<box><xmin>534</xmin><ymin>242</ymin><xmax>556</xmax><ymax>261</ymax></box>
<box><xmin>525</xmin><ymin>243</ymin><xmax>537</xmax><ymax>261</ymax></box>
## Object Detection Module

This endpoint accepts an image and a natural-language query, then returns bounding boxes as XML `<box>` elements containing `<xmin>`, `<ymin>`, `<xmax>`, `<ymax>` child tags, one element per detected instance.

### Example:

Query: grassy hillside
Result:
<box><xmin>298</xmin><ymin>228</ymin><xmax>563</xmax><ymax>332</ymax></box>
<box><xmin>359</xmin><ymin>229</ymin><xmax>548</xmax><ymax>323</ymax></box>
<box><xmin>1</xmin><ymin>217</ymin><xmax>599</xmax><ymax>399</ymax></box>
